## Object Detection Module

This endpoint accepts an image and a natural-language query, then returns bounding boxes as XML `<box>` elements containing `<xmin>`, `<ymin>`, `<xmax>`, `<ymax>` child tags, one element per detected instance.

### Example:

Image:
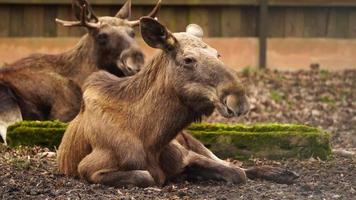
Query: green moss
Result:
<box><xmin>6</xmin><ymin>121</ymin><xmax>332</xmax><ymax>160</ymax></box>
<box><xmin>190</xmin><ymin>130</ymin><xmax>331</xmax><ymax>160</ymax></box>
<box><xmin>188</xmin><ymin>123</ymin><xmax>319</xmax><ymax>133</ymax></box>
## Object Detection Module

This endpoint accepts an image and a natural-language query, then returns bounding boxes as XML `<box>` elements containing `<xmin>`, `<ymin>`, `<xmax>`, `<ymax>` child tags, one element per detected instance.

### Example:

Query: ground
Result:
<box><xmin>0</xmin><ymin>69</ymin><xmax>355</xmax><ymax>199</ymax></box>
<box><xmin>209</xmin><ymin>69</ymin><xmax>355</xmax><ymax>150</ymax></box>
<box><xmin>0</xmin><ymin>146</ymin><xmax>355</xmax><ymax>200</ymax></box>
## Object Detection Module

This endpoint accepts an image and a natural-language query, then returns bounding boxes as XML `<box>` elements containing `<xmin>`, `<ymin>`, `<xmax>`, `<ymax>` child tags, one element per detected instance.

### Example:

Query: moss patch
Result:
<box><xmin>6</xmin><ymin>121</ymin><xmax>332</xmax><ymax>160</ymax></box>
<box><xmin>6</xmin><ymin>121</ymin><xmax>67</xmax><ymax>149</ymax></box>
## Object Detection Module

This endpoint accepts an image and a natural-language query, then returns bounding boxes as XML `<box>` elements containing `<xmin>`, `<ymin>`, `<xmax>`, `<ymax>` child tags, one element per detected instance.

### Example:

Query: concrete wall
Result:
<box><xmin>0</xmin><ymin>37</ymin><xmax>355</xmax><ymax>71</ymax></box>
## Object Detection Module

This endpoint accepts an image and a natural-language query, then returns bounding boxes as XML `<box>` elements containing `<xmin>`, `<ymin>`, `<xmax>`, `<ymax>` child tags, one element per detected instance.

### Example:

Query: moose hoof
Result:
<box><xmin>245</xmin><ymin>166</ymin><xmax>299</xmax><ymax>184</ymax></box>
<box><xmin>224</xmin><ymin>167</ymin><xmax>247</xmax><ymax>184</ymax></box>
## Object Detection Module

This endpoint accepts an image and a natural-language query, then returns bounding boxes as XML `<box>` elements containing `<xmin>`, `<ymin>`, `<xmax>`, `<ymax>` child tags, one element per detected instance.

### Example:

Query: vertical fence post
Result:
<box><xmin>259</xmin><ymin>0</ymin><xmax>268</xmax><ymax>69</ymax></box>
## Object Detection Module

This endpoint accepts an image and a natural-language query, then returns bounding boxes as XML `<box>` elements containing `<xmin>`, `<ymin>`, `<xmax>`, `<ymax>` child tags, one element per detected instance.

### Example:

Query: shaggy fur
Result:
<box><xmin>0</xmin><ymin>0</ymin><xmax>159</xmax><ymax>143</ymax></box>
<box><xmin>58</xmin><ymin>17</ymin><xmax>299</xmax><ymax>187</ymax></box>
<box><xmin>58</xmin><ymin>18</ymin><xmax>298</xmax><ymax>188</ymax></box>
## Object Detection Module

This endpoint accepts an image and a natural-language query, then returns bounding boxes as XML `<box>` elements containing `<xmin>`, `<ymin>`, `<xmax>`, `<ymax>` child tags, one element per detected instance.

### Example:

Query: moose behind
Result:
<box><xmin>0</xmin><ymin>0</ymin><xmax>161</xmax><ymax>144</ymax></box>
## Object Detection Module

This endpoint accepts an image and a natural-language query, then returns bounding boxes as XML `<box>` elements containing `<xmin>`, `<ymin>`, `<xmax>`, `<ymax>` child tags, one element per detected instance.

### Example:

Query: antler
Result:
<box><xmin>56</xmin><ymin>1</ymin><xmax>100</xmax><ymax>29</ymax></box>
<box><xmin>126</xmin><ymin>0</ymin><xmax>162</xmax><ymax>27</ymax></box>
<box><xmin>73</xmin><ymin>0</ymin><xmax>99</xmax><ymax>22</ymax></box>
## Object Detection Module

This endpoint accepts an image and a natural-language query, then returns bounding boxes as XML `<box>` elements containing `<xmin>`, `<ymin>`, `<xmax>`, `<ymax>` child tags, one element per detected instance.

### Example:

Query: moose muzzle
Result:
<box><xmin>215</xmin><ymin>87</ymin><xmax>250</xmax><ymax>119</ymax></box>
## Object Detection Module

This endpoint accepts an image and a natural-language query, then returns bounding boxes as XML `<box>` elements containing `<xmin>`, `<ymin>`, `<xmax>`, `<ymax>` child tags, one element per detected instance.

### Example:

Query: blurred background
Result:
<box><xmin>1</xmin><ymin>0</ymin><xmax>356</xmax><ymax>70</ymax></box>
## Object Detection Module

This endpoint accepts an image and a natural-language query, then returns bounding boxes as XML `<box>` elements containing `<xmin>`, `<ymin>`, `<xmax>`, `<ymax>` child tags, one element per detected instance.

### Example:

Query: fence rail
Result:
<box><xmin>1</xmin><ymin>0</ymin><xmax>356</xmax><ymax>7</ymax></box>
<box><xmin>1</xmin><ymin>0</ymin><xmax>356</xmax><ymax>69</ymax></box>
<box><xmin>0</xmin><ymin>0</ymin><xmax>356</xmax><ymax>38</ymax></box>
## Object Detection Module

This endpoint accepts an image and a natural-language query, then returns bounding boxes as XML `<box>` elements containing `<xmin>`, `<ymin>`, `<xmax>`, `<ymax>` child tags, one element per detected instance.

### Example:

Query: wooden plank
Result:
<box><xmin>259</xmin><ymin>0</ymin><xmax>268</xmax><ymax>69</ymax></box>
<box><xmin>303</xmin><ymin>8</ymin><xmax>315</xmax><ymax>37</ymax></box>
<box><xmin>303</xmin><ymin>7</ymin><xmax>328</xmax><ymax>37</ymax></box>
<box><xmin>92</xmin><ymin>5</ymin><xmax>112</xmax><ymax>17</ymax></box>
<box><xmin>189</xmin><ymin>6</ymin><xmax>221</xmax><ymax>37</ymax></box>
<box><xmin>221</xmin><ymin>6</ymin><xmax>242</xmax><ymax>37</ymax></box>
<box><xmin>268</xmin><ymin>7</ymin><xmax>285</xmax><ymax>37</ymax></box>
<box><xmin>189</xmin><ymin>7</ymin><xmax>209</xmax><ymax>36</ymax></box>
<box><xmin>207</xmin><ymin>7</ymin><xmax>221</xmax><ymax>37</ymax></box>
<box><xmin>285</xmin><ymin>7</ymin><xmax>304</xmax><ymax>37</ymax></box>
<box><xmin>43</xmin><ymin>5</ymin><xmax>58</xmax><ymax>37</ymax></box>
<box><xmin>348</xmin><ymin>9</ymin><xmax>356</xmax><ymax>38</ymax></box>
<box><xmin>171</xmin><ymin>6</ymin><xmax>189</xmax><ymax>33</ymax></box>
<box><xmin>0</xmin><ymin>0</ymin><xmax>260</xmax><ymax>6</ymax></box>
<box><xmin>24</xmin><ymin>5</ymin><xmax>44</xmax><ymax>37</ymax></box>
<box><xmin>2</xmin><ymin>0</ymin><xmax>356</xmax><ymax>7</ymax></box>
<box><xmin>327</xmin><ymin>8</ymin><xmax>350</xmax><ymax>38</ymax></box>
<box><xmin>335</xmin><ymin>8</ymin><xmax>350</xmax><ymax>38</ymax></box>
<box><xmin>0</xmin><ymin>5</ymin><xmax>10</xmax><ymax>36</ymax></box>
<box><xmin>269</xmin><ymin>0</ymin><xmax>356</xmax><ymax>7</ymax></box>
<box><xmin>56</xmin><ymin>5</ymin><xmax>70</xmax><ymax>37</ymax></box>
<box><xmin>9</xmin><ymin>5</ymin><xmax>24</xmax><ymax>37</ymax></box>
<box><xmin>156</xmin><ymin>6</ymin><xmax>177</xmax><ymax>32</ymax></box>
<box><xmin>240</xmin><ymin>7</ymin><xmax>258</xmax><ymax>37</ymax></box>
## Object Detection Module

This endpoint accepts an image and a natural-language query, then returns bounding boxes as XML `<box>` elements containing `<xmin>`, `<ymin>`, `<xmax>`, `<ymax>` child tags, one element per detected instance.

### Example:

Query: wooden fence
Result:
<box><xmin>1</xmin><ymin>0</ymin><xmax>356</xmax><ymax>68</ymax></box>
<box><xmin>1</xmin><ymin>0</ymin><xmax>356</xmax><ymax>38</ymax></box>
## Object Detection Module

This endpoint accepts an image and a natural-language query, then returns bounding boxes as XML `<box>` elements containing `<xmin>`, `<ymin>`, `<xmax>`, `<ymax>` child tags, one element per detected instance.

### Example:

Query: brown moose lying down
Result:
<box><xmin>58</xmin><ymin>17</ymin><xmax>299</xmax><ymax>187</ymax></box>
<box><xmin>0</xmin><ymin>0</ymin><xmax>161</xmax><ymax>144</ymax></box>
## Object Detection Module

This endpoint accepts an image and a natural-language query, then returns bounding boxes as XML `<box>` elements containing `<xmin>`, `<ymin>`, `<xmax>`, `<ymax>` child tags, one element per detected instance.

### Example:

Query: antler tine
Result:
<box><xmin>78</xmin><ymin>0</ymin><xmax>99</xmax><ymax>22</ymax></box>
<box><xmin>126</xmin><ymin>0</ymin><xmax>162</xmax><ymax>27</ymax></box>
<box><xmin>56</xmin><ymin>2</ymin><xmax>99</xmax><ymax>29</ymax></box>
<box><xmin>147</xmin><ymin>0</ymin><xmax>162</xmax><ymax>18</ymax></box>
<box><xmin>55</xmin><ymin>18</ymin><xmax>82</xmax><ymax>27</ymax></box>
<box><xmin>126</xmin><ymin>20</ymin><xmax>140</xmax><ymax>27</ymax></box>
<box><xmin>80</xmin><ymin>4</ymin><xmax>99</xmax><ymax>28</ymax></box>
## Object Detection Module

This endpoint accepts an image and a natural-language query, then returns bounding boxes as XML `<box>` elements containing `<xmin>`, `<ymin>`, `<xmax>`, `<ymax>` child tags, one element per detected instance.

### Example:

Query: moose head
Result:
<box><xmin>140</xmin><ymin>17</ymin><xmax>250</xmax><ymax>120</ymax></box>
<box><xmin>56</xmin><ymin>0</ymin><xmax>161</xmax><ymax>76</ymax></box>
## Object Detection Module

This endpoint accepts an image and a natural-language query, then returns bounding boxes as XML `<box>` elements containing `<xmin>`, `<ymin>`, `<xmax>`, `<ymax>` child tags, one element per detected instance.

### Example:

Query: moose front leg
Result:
<box><xmin>146</xmin><ymin>149</ymin><xmax>166</xmax><ymax>186</ymax></box>
<box><xmin>78</xmin><ymin>149</ymin><xmax>155</xmax><ymax>187</ymax></box>
<box><xmin>176</xmin><ymin>132</ymin><xmax>299</xmax><ymax>184</ymax></box>
<box><xmin>244</xmin><ymin>166</ymin><xmax>299</xmax><ymax>184</ymax></box>
<box><xmin>176</xmin><ymin>131</ymin><xmax>226</xmax><ymax>164</ymax></box>
<box><xmin>184</xmin><ymin>151</ymin><xmax>247</xmax><ymax>184</ymax></box>
<box><xmin>160</xmin><ymin>141</ymin><xmax>246</xmax><ymax>184</ymax></box>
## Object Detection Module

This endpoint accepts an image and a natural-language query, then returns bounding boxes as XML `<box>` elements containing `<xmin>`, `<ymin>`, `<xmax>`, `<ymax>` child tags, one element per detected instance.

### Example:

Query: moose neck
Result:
<box><xmin>58</xmin><ymin>34</ymin><xmax>98</xmax><ymax>86</ymax></box>
<box><xmin>111</xmin><ymin>52</ymin><xmax>200</xmax><ymax>149</ymax></box>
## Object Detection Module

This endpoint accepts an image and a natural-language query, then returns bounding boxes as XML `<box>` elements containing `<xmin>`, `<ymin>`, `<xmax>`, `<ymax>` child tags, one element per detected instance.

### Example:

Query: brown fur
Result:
<box><xmin>0</xmin><ymin>0</ymin><xmax>159</xmax><ymax>124</ymax></box>
<box><xmin>58</xmin><ymin>18</ymin><xmax>299</xmax><ymax>187</ymax></box>
<box><xmin>58</xmin><ymin>17</ymin><xmax>253</xmax><ymax>186</ymax></box>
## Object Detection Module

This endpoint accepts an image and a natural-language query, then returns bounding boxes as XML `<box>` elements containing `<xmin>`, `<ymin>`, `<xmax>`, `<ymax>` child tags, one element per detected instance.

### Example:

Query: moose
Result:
<box><xmin>0</xmin><ymin>0</ymin><xmax>161</xmax><ymax>144</ymax></box>
<box><xmin>58</xmin><ymin>17</ymin><xmax>299</xmax><ymax>187</ymax></box>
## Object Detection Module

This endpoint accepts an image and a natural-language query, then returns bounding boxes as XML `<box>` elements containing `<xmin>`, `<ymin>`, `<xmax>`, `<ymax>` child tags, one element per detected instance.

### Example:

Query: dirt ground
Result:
<box><xmin>0</xmin><ymin>69</ymin><xmax>355</xmax><ymax>199</ymax></box>
<box><xmin>0</xmin><ymin>146</ymin><xmax>355</xmax><ymax>200</ymax></box>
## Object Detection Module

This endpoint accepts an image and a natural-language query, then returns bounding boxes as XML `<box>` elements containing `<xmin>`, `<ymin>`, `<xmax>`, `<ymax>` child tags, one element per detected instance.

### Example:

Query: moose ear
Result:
<box><xmin>140</xmin><ymin>17</ymin><xmax>177</xmax><ymax>51</ymax></box>
<box><xmin>186</xmin><ymin>24</ymin><xmax>204</xmax><ymax>38</ymax></box>
<box><xmin>115</xmin><ymin>0</ymin><xmax>132</xmax><ymax>19</ymax></box>
<box><xmin>72</xmin><ymin>0</ymin><xmax>98</xmax><ymax>23</ymax></box>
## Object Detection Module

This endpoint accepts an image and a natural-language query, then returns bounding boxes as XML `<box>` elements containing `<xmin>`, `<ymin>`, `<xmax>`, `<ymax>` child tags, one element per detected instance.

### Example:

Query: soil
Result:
<box><xmin>0</xmin><ymin>145</ymin><xmax>355</xmax><ymax>200</ymax></box>
<box><xmin>0</xmin><ymin>69</ymin><xmax>355</xmax><ymax>199</ymax></box>
<box><xmin>208</xmin><ymin>69</ymin><xmax>356</xmax><ymax>150</ymax></box>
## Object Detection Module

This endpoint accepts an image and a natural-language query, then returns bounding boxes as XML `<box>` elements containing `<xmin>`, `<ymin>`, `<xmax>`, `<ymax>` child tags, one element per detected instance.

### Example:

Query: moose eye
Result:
<box><xmin>129</xmin><ymin>30</ymin><xmax>136</xmax><ymax>38</ymax></box>
<box><xmin>97</xmin><ymin>33</ymin><xmax>108</xmax><ymax>45</ymax></box>
<box><xmin>183</xmin><ymin>57</ymin><xmax>196</xmax><ymax>66</ymax></box>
